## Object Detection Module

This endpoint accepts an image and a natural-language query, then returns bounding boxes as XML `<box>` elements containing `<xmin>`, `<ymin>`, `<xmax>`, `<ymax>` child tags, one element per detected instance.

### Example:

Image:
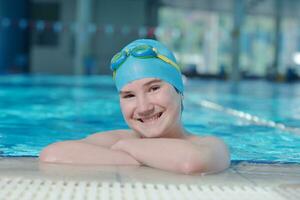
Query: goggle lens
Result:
<box><xmin>131</xmin><ymin>45</ymin><xmax>156</xmax><ymax>58</ymax></box>
<box><xmin>111</xmin><ymin>44</ymin><xmax>180</xmax><ymax>77</ymax></box>
<box><xmin>111</xmin><ymin>51</ymin><xmax>127</xmax><ymax>70</ymax></box>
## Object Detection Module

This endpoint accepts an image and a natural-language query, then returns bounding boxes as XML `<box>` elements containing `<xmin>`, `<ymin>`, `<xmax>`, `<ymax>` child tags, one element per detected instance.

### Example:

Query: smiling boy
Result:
<box><xmin>40</xmin><ymin>39</ymin><xmax>230</xmax><ymax>174</ymax></box>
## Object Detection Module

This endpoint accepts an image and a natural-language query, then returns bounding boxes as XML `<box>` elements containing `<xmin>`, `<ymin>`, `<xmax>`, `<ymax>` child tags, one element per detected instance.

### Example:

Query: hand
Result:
<box><xmin>111</xmin><ymin>139</ymin><xmax>142</xmax><ymax>165</ymax></box>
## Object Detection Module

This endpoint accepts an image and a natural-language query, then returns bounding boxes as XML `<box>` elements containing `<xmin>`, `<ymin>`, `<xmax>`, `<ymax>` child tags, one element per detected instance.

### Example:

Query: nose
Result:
<box><xmin>136</xmin><ymin>94</ymin><xmax>154</xmax><ymax>117</ymax></box>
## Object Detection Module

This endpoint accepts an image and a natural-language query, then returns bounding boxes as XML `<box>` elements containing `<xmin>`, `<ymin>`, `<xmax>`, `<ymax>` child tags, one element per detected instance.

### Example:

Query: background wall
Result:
<box><xmin>0</xmin><ymin>0</ymin><xmax>29</xmax><ymax>73</ymax></box>
<box><xmin>0</xmin><ymin>0</ymin><xmax>300</xmax><ymax>80</ymax></box>
<box><xmin>28</xmin><ymin>0</ymin><xmax>158</xmax><ymax>75</ymax></box>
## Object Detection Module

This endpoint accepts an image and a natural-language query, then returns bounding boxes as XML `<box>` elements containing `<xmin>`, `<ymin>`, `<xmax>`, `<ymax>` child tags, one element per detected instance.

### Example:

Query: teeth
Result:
<box><xmin>140</xmin><ymin>112</ymin><xmax>162</xmax><ymax>123</ymax></box>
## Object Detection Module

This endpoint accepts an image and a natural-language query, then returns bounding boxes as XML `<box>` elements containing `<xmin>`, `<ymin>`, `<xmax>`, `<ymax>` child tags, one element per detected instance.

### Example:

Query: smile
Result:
<box><xmin>137</xmin><ymin>112</ymin><xmax>163</xmax><ymax>123</ymax></box>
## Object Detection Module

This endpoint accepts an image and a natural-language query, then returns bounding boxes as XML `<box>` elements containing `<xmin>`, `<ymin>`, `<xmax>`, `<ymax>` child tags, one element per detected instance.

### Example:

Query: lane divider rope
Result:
<box><xmin>188</xmin><ymin>99</ymin><xmax>300</xmax><ymax>135</ymax></box>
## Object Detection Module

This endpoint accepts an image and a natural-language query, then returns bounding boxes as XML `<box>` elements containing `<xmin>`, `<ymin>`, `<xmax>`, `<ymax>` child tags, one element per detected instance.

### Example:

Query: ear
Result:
<box><xmin>180</xmin><ymin>94</ymin><xmax>184</xmax><ymax>113</ymax></box>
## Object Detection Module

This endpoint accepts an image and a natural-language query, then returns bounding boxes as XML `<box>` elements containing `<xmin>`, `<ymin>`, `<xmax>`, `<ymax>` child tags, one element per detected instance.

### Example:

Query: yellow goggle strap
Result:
<box><xmin>156</xmin><ymin>54</ymin><xmax>181</xmax><ymax>72</ymax></box>
<box><xmin>113</xmin><ymin>50</ymin><xmax>181</xmax><ymax>80</ymax></box>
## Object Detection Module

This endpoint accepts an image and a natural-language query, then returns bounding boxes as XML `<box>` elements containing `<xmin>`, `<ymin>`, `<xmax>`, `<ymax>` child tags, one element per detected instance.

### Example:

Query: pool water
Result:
<box><xmin>0</xmin><ymin>75</ymin><xmax>300</xmax><ymax>163</ymax></box>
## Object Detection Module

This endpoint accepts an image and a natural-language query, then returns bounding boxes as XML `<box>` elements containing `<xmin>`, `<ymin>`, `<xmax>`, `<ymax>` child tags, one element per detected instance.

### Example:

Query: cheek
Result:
<box><xmin>155</xmin><ymin>91</ymin><xmax>181</xmax><ymax>111</ymax></box>
<box><xmin>120</xmin><ymin>100</ymin><xmax>133</xmax><ymax>119</ymax></box>
<box><xmin>171</xmin><ymin>97</ymin><xmax>182</xmax><ymax>112</ymax></box>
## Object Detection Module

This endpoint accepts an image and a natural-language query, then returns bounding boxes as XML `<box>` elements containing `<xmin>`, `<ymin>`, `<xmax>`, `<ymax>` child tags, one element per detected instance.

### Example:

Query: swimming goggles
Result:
<box><xmin>110</xmin><ymin>44</ymin><xmax>181</xmax><ymax>78</ymax></box>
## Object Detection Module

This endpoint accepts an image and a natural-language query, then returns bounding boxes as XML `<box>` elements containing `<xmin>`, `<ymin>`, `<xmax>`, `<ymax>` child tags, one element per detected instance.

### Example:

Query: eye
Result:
<box><xmin>121</xmin><ymin>94</ymin><xmax>135</xmax><ymax>99</ymax></box>
<box><xmin>149</xmin><ymin>85</ymin><xmax>160</xmax><ymax>92</ymax></box>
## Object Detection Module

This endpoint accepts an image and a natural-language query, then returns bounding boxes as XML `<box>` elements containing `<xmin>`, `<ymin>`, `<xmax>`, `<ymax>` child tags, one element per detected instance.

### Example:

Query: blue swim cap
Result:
<box><xmin>110</xmin><ymin>39</ymin><xmax>184</xmax><ymax>93</ymax></box>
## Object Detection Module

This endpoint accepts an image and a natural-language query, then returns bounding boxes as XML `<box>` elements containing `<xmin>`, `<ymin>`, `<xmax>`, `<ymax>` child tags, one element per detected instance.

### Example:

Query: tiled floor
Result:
<box><xmin>0</xmin><ymin>157</ymin><xmax>299</xmax><ymax>187</ymax></box>
<box><xmin>0</xmin><ymin>158</ymin><xmax>299</xmax><ymax>200</ymax></box>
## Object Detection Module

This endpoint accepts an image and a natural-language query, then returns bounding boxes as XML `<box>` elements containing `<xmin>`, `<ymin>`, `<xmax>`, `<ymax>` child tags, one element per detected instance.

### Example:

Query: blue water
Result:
<box><xmin>0</xmin><ymin>75</ymin><xmax>300</xmax><ymax>163</ymax></box>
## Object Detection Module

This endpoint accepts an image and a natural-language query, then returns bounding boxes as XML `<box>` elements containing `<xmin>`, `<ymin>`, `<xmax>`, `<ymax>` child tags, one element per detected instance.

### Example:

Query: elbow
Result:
<box><xmin>219</xmin><ymin>150</ymin><xmax>231</xmax><ymax>172</ymax></box>
<box><xmin>214</xmin><ymin>140</ymin><xmax>231</xmax><ymax>173</ymax></box>
<box><xmin>39</xmin><ymin>142</ymin><xmax>65</xmax><ymax>163</ymax></box>
<box><xmin>179</xmin><ymin>161</ymin><xmax>205</xmax><ymax>175</ymax></box>
<box><xmin>178</xmin><ymin>154</ymin><xmax>206</xmax><ymax>175</ymax></box>
<box><xmin>178</xmin><ymin>145</ymin><xmax>231</xmax><ymax>175</ymax></box>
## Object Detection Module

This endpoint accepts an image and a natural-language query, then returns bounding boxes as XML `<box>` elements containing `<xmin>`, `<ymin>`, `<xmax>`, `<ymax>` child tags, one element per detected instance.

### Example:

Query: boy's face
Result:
<box><xmin>119</xmin><ymin>78</ymin><xmax>182</xmax><ymax>138</ymax></box>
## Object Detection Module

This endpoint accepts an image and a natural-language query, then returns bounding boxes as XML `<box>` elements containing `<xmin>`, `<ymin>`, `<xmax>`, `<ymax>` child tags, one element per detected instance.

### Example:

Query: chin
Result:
<box><xmin>131</xmin><ymin>125</ymin><xmax>165</xmax><ymax>138</ymax></box>
<box><xmin>137</xmin><ymin>128</ymin><xmax>159</xmax><ymax>138</ymax></box>
<box><xmin>141</xmin><ymin>131</ymin><xmax>164</xmax><ymax>138</ymax></box>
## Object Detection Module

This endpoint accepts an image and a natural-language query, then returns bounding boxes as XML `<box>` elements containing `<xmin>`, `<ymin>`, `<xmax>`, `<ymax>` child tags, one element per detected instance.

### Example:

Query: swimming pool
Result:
<box><xmin>0</xmin><ymin>75</ymin><xmax>300</xmax><ymax>163</ymax></box>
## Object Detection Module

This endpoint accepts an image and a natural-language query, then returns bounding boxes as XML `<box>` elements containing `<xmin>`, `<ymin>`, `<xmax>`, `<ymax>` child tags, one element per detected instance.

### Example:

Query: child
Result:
<box><xmin>40</xmin><ymin>39</ymin><xmax>230</xmax><ymax>174</ymax></box>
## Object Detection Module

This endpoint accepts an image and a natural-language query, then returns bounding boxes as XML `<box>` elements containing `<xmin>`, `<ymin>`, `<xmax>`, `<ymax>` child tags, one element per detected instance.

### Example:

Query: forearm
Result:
<box><xmin>112</xmin><ymin>138</ymin><xmax>207</xmax><ymax>173</ymax></box>
<box><xmin>39</xmin><ymin>140</ymin><xmax>141</xmax><ymax>166</ymax></box>
<box><xmin>82</xmin><ymin>130</ymin><xmax>138</xmax><ymax>148</ymax></box>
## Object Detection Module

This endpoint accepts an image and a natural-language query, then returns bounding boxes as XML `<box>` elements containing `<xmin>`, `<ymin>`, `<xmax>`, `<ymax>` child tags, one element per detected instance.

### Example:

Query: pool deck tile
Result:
<box><xmin>232</xmin><ymin>162</ymin><xmax>300</xmax><ymax>187</ymax></box>
<box><xmin>0</xmin><ymin>157</ymin><xmax>299</xmax><ymax>188</ymax></box>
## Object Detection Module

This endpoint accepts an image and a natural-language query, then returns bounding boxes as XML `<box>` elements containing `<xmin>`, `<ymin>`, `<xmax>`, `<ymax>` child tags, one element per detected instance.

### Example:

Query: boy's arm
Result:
<box><xmin>39</xmin><ymin>140</ymin><xmax>141</xmax><ymax>165</ymax></box>
<box><xmin>111</xmin><ymin>137</ymin><xmax>230</xmax><ymax>174</ymax></box>
<box><xmin>39</xmin><ymin>129</ymin><xmax>141</xmax><ymax>165</ymax></box>
<box><xmin>82</xmin><ymin>129</ymin><xmax>139</xmax><ymax>147</ymax></box>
